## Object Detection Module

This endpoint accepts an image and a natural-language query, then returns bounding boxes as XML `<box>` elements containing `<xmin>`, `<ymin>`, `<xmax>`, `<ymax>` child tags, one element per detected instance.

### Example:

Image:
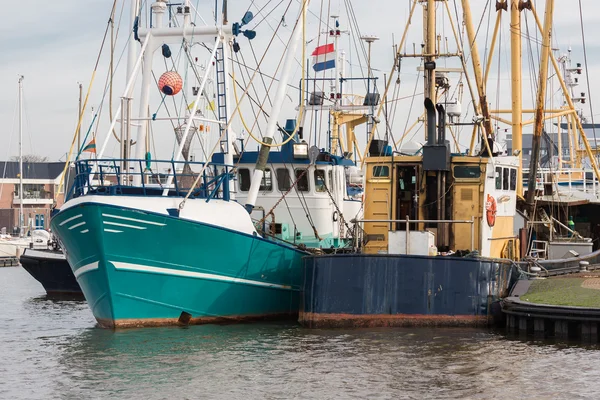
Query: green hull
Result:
<box><xmin>51</xmin><ymin>201</ymin><xmax>304</xmax><ymax>328</ymax></box>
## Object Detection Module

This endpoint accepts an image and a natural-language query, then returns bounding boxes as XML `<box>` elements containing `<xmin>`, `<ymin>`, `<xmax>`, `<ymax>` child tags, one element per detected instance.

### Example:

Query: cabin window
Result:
<box><xmin>510</xmin><ymin>168</ymin><xmax>517</xmax><ymax>191</ymax></box>
<box><xmin>276</xmin><ymin>168</ymin><xmax>292</xmax><ymax>192</ymax></box>
<box><xmin>314</xmin><ymin>170</ymin><xmax>327</xmax><ymax>192</ymax></box>
<box><xmin>238</xmin><ymin>168</ymin><xmax>251</xmax><ymax>191</ymax></box>
<box><xmin>454</xmin><ymin>165</ymin><xmax>481</xmax><ymax>179</ymax></box>
<box><xmin>260</xmin><ymin>168</ymin><xmax>273</xmax><ymax>191</ymax></box>
<box><xmin>373</xmin><ymin>165</ymin><xmax>389</xmax><ymax>178</ymax></box>
<box><xmin>295</xmin><ymin>169</ymin><xmax>310</xmax><ymax>192</ymax></box>
<box><xmin>495</xmin><ymin>167</ymin><xmax>502</xmax><ymax>190</ymax></box>
<box><xmin>503</xmin><ymin>168</ymin><xmax>509</xmax><ymax>191</ymax></box>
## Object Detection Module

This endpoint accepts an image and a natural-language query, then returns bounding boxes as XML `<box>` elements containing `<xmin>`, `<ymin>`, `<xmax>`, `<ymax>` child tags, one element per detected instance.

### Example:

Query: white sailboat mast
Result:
<box><xmin>18</xmin><ymin>75</ymin><xmax>24</xmax><ymax>237</ymax></box>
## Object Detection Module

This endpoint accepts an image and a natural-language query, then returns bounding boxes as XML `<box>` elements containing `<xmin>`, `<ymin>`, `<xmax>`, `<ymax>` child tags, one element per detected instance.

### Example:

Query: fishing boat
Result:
<box><xmin>20</xmin><ymin>244</ymin><xmax>82</xmax><ymax>296</ymax></box>
<box><xmin>300</xmin><ymin>0</ymin><xmax>546</xmax><ymax>328</ymax></box>
<box><xmin>50</xmin><ymin>0</ymin><xmax>317</xmax><ymax>328</ymax></box>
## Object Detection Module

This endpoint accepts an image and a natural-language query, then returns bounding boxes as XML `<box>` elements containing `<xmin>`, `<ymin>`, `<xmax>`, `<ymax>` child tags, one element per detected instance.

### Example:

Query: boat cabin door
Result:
<box><xmin>395</xmin><ymin>165</ymin><xmax>419</xmax><ymax>230</ymax></box>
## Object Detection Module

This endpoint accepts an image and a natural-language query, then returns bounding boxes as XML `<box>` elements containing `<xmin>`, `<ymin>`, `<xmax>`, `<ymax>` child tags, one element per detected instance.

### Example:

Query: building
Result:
<box><xmin>0</xmin><ymin>161</ymin><xmax>66</xmax><ymax>234</ymax></box>
<box><xmin>506</xmin><ymin>124</ymin><xmax>600</xmax><ymax>168</ymax></box>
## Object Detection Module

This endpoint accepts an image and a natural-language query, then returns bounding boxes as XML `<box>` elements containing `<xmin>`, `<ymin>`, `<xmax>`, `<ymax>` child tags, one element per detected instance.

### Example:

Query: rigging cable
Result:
<box><xmin>56</xmin><ymin>0</ymin><xmax>120</xmax><ymax>197</ymax></box>
<box><xmin>578</xmin><ymin>0</ymin><xmax>599</xmax><ymax>165</ymax></box>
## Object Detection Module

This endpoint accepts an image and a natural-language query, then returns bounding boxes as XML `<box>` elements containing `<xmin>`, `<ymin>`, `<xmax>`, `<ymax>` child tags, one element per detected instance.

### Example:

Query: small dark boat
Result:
<box><xmin>20</xmin><ymin>247</ymin><xmax>82</xmax><ymax>295</ymax></box>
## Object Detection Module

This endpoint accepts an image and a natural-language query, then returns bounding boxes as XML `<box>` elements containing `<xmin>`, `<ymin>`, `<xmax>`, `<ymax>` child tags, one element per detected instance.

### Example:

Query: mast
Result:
<box><xmin>245</xmin><ymin>0</ymin><xmax>309</xmax><ymax>212</ymax></box>
<box><xmin>461</xmin><ymin>0</ymin><xmax>494</xmax><ymax>141</ymax></box>
<box><xmin>78</xmin><ymin>82</ymin><xmax>83</xmax><ymax>150</ymax></box>
<box><xmin>18</xmin><ymin>75</ymin><xmax>24</xmax><ymax>237</ymax></box>
<box><xmin>526</xmin><ymin>0</ymin><xmax>554</xmax><ymax>212</ymax></box>
<box><xmin>511</xmin><ymin>0</ymin><xmax>523</xmax><ymax>194</ymax></box>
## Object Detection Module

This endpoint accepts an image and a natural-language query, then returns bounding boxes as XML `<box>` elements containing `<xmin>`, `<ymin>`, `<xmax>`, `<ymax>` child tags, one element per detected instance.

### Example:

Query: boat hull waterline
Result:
<box><xmin>51</xmin><ymin>200</ymin><xmax>304</xmax><ymax>328</ymax></box>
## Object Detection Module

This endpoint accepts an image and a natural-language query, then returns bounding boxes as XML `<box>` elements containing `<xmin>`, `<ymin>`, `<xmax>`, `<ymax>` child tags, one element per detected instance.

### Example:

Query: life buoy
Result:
<box><xmin>486</xmin><ymin>194</ymin><xmax>497</xmax><ymax>227</ymax></box>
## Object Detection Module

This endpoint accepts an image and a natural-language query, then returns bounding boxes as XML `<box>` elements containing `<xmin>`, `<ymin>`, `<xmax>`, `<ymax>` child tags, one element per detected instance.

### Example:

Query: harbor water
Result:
<box><xmin>2</xmin><ymin>266</ymin><xmax>600</xmax><ymax>399</ymax></box>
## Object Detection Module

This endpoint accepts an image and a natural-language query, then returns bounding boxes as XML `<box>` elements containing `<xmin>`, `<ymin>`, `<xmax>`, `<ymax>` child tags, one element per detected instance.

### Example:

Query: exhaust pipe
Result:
<box><xmin>425</xmin><ymin>98</ymin><xmax>436</xmax><ymax>145</ymax></box>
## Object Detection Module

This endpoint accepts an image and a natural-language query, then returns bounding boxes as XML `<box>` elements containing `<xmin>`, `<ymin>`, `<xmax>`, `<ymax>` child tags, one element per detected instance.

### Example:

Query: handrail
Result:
<box><xmin>67</xmin><ymin>158</ymin><xmax>232</xmax><ymax>202</ymax></box>
<box><xmin>354</xmin><ymin>216</ymin><xmax>476</xmax><ymax>253</ymax></box>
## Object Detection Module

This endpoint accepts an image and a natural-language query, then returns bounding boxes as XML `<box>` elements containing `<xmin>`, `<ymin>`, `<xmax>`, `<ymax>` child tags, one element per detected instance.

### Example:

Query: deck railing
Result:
<box><xmin>353</xmin><ymin>217</ymin><xmax>476</xmax><ymax>253</ymax></box>
<box><xmin>68</xmin><ymin>158</ymin><xmax>234</xmax><ymax>201</ymax></box>
<box><xmin>523</xmin><ymin>168</ymin><xmax>598</xmax><ymax>194</ymax></box>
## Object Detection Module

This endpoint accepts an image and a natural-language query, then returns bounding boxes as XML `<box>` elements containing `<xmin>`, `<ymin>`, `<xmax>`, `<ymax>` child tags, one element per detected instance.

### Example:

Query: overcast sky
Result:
<box><xmin>2</xmin><ymin>0</ymin><xmax>600</xmax><ymax>162</ymax></box>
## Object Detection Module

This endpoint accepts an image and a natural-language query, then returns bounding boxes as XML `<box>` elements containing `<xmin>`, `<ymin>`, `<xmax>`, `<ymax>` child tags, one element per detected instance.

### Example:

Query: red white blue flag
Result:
<box><xmin>312</xmin><ymin>43</ymin><xmax>336</xmax><ymax>72</ymax></box>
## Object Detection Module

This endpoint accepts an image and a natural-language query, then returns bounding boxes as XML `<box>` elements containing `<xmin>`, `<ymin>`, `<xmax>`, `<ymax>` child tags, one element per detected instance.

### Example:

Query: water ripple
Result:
<box><xmin>2</xmin><ymin>267</ymin><xmax>600</xmax><ymax>399</ymax></box>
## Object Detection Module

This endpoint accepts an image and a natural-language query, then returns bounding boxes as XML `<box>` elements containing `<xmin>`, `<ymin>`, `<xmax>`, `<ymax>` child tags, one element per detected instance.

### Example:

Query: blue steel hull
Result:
<box><xmin>300</xmin><ymin>254</ymin><xmax>515</xmax><ymax>328</ymax></box>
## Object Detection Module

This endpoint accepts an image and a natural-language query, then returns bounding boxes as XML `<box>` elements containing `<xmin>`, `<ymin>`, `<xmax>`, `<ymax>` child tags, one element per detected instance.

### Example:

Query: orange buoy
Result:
<box><xmin>486</xmin><ymin>194</ymin><xmax>497</xmax><ymax>227</ymax></box>
<box><xmin>158</xmin><ymin>71</ymin><xmax>183</xmax><ymax>95</ymax></box>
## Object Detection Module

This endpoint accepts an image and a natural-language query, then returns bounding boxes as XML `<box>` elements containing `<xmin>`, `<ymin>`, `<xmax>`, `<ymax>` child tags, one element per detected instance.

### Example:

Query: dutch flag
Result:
<box><xmin>312</xmin><ymin>43</ymin><xmax>336</xmax><ymax>72</ymax></box>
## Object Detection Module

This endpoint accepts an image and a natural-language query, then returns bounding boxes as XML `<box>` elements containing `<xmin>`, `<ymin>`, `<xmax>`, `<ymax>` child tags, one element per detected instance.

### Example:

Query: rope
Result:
<box><xmin>55</xmin><ymin>0</ymin><xmax>119</xmax><ymax>198</ymax></box>
<box><xmin>578</xmin><ymin>0</ymin><xmax>599</xmax><ymax>166</ymax></box>
<box><xmin>230</xmin><ymin>1</ymin><xmax>308</xmax><ymax>147</ymax></box>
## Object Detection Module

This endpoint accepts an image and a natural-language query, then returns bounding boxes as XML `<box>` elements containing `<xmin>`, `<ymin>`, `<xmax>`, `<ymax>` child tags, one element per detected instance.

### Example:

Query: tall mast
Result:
<box><xmin>18</xmin><ymin>75</ymin><xmax>24</xmax><ymax>237</ymax></box>
<box><xmin>461</xmin><ymin>0</ymin><xmax>494</xmax><ymax>141</ymax></box>
<box><xmin>425</xmin><ymin>0</ymin><xmax>436</xmax><ymax>103</ymax></box>
<box><xmin>526</xmin><ymin>0</ymin><xmax>554</xmax><ymax>213</ymax></box>
<box><xmin>511</xmin><ymin>0</ymin><xmax>523</xmax><ymax>194</ymax></box>
<box><xmin>245</xmin><ymin>0</ymin><xmax>309</xmax><ymax>212</ymax></box>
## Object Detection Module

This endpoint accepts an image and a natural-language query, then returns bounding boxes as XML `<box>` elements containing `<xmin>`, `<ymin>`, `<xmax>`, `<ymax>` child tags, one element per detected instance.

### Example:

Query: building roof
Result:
<box><xmin>0</xmin><ymin>162</ymin><xmax>64</xmax><ymax>180</ymax></box>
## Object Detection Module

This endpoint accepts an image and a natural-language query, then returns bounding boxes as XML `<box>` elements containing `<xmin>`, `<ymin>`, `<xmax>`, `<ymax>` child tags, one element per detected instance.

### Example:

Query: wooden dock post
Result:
<box><xmin>518</xmin><ymin>317</ymin><xmax>528</xmax><ymax>336</ymax></box>
<box><xmin>555</xmin><ymin>320</ymin><xmax>568</xmax><ymax>340</ymax></box>
<box><xmin>506</xmin><ymin>314</ymin><xmax>516</xmax><ymax>333</ymax></box>
<box><xmin>534</xmin><ymin>318</ymin><xmax>545</xmax><ymax>339</ymax></box>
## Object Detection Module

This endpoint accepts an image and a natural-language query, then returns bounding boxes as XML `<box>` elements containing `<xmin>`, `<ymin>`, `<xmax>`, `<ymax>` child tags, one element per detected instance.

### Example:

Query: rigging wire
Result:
<box><xmin>578</xmin><ymin>0</ymin><xmax>599</xmax><ymax>165</ymax></box>
<box><xmin>56</xmin><ymin>0</ymin><xmax>120</xmax><ymax>196</ymax></box>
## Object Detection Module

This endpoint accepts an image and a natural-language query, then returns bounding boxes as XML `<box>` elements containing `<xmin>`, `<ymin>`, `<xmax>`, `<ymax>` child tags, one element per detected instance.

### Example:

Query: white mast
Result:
<box><xmin>245</xmin><ymin>1</ymin><xmax>309</xmax><ymax>210</ymax></box>
<box><xmin>18</xmin><ymin>75</ymin><xmax>24</xmax><ymax>237</ymax></box>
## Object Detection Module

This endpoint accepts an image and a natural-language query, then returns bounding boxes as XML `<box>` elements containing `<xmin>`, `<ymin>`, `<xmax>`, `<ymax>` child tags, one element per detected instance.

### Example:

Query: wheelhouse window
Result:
<box><xmin>238</xmin><ymin>168</ymin><xmax>250</xmax><ymax>191</ymax></box>
<box><xmin>295</xmin><ymin>169</ymin><xmax>309</xmax><ymax>192</ymax></box>
<box><xmin>510</xmin><ymin>168</ymin><xmax>517</xmax><ymax>191</ymax></box>
<box><xmin>314</xmin><ymin>170</ymin><xmax>326</xmax><ymax>192</ymax></box>
<box><xmin>373</xmin><ymin>165</ymin><xmax>389</xmax><ymax>178</ymax></box>
<box><xmin>503</xmin><ymin>168</ymin><xmax>509</xmax><ymax>191</ymax></box>
<box><xmin>260</xmin><ymin>168</ymin><xmax>273</xmax><ymax>191</ymax></box>
<box><xmin>276</xmin><ymin>168</ymin><xmax>292</xmax><ymax>192</ymax></box>
<box><xmin>495</xmin><ymin>167</ymin><xmax>502</xmax><ymax>190</ymax></box>
<box><xmin>453</xmin><ymin>165</ymin><xmax>481</xmax><ymax>179</ymax></box>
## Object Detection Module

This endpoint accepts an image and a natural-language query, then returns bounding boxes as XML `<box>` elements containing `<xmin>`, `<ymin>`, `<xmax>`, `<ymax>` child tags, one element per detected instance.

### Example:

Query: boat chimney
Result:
<box><xmin>436</xmin><ymin>103</ymin><xmax>446</xmax><ymax>145</ymax></box>
<box><xmin>425</xmin><ymin>98</ymin><xmax>436</xmax><ymax>145</ymax></box>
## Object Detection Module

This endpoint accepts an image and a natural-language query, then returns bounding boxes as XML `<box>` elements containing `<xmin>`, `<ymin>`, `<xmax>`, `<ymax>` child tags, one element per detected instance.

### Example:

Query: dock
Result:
<box><xmin>502</xmin><ymin>270</ymin><xmax>600</xmax><ymax>343</ymax></box>
<box><xmin>0</xmin><ymin>257</ymin><xmax>19</xmax><ymax>267</ymax></box>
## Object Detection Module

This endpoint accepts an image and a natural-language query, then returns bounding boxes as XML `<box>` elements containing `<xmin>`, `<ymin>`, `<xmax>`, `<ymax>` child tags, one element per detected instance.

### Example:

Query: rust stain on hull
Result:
<box><xmin>97</xmin><ymin>312</ymin><xmax>298</xmax><ymax>329</ymax></box>
<box><xmin>299</xmin><ymin>312</ymin><xmax>491</xmax><ymax>329</ymax></box>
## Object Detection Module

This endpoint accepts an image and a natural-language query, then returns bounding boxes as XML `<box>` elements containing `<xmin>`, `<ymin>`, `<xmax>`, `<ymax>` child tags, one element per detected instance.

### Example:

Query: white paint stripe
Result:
<box><xmin>112</xmin><ymin>261</ymin><xmax>293</xmax><ymax>290</ymax></box>
<box><xmin>104</xmin><ymin>229</ymin><xmax>123</xmax><ymax>233</ymax></box>
<box><xmin>74</xmin><ymin>261</ymin><xmax>99</xmax><ymax>278</ymax></box>
<box><xmin>81</xmin><ymin>229</ymin><xmax>89</xmax><ymax>234</ymax></box>
<box><xmin>59</xmin><ymin>214</ymin><xmax>82</xmax><ymax>226</ymax></box>
<box><xmin>102</xmin><ymin>213</ymin><xmax>166</xmax><ymax>226</ymax></box>
<box><xmin>69</xmin><ymin>221</ymin><xmax>86</xmax><ymax>230</ymax></box>
<box><xmin>104</xmin><ymin>221</ymin><xmax>146</xmax><ymax>230</ymax></box>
